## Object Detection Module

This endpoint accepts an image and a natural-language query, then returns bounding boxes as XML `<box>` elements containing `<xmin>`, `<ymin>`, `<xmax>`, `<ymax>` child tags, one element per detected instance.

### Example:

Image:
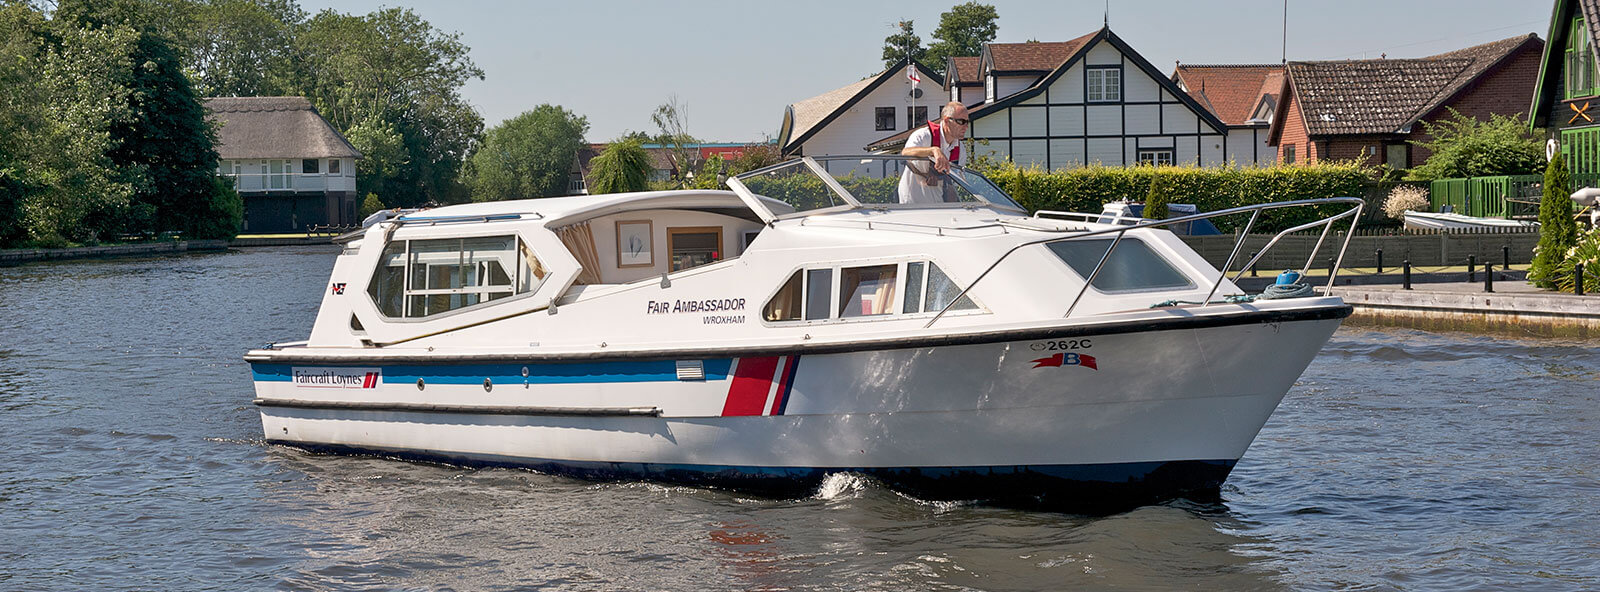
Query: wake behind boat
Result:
<box><xmin>246</xmin><ymin>155</ymin><xmax>1361</xmax><ymax>509</ymax></box>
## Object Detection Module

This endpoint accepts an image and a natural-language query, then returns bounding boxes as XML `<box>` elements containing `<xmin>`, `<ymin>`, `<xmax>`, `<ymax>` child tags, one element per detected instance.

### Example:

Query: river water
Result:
<box><xmin>0</xmin><ymin>246</ymin><xmax>1595</xmax><ymax>591</ymax></box>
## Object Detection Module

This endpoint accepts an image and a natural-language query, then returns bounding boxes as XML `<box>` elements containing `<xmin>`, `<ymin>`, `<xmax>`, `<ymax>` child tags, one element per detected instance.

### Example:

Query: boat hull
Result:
<box><xmin>253</xmin><ymin>307</ymin><xmax>1346</xmax><ymax>509</ymax></box>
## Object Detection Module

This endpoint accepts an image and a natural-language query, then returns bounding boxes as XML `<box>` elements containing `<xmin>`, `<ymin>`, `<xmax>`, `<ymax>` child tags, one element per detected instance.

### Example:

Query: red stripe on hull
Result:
<box><xmin>767</xmin><ymin>356</ymin><xmax>799</xmax><ymax>416</ymax></box>
<box><xmin>722</xmin><ymin>357</ymin><xmax>779</xmax><ymax>416</ymax></box>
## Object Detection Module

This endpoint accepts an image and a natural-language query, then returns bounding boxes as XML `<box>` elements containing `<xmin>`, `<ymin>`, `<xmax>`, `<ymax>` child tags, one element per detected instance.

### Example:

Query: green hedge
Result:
<box><xmin>979</xmin><ymin>161</ymin><xmax>1372</xmax><ymax>233</ymax></box>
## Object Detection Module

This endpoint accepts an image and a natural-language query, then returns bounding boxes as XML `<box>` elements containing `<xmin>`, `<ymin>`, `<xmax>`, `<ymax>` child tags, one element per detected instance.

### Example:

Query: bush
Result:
<box><xmin>1382</xmin><ymin>184</ymin><xmax>1430</xmax><ymax>219</ymax></box>
<box><xmin>1553</xmin><ymin>226</ymin><xmax>1600</xmax><ymax>294</ymax></box>
<box><xmin>1530</xmin><ymin>153</ymin><xmax>1579</xmax><ymax>289</ymax></box>
<box><xmin>184</xmin><ymin>177</ymin><xmax>242</xmax><ymax>239</ymax></box>
<box><xmin>1405</xmin><ymin>109</ymin><xmax>1544</xmax><ymax>181</ymax></box>
<box><xmin>588</xmin><ymin>139</ymin><xmax>651</xmax><ymax>194</ymax></box>
<box><xmin>974</xmin><ymin>161</ymin><xmax>1371</xmax><ymax>232</ymax></box>
<box><xmin>360</xmin><ymin>193</ymin><xmax>386</xmax><ymax>218</ymax></box>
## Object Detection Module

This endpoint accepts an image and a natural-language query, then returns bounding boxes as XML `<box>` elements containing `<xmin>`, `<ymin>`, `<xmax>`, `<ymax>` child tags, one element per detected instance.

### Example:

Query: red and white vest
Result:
<box><xmin>928</xmin><ymin>121</ymin><xmax>960</xmax><ymax>164</ymax></box>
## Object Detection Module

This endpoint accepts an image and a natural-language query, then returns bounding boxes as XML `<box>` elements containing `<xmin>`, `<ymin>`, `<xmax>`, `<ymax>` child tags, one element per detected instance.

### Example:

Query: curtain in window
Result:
<box><xmin>555</xmin><ymin>222</ymin><xmax>602</xmax><ymax>285</ymax></box>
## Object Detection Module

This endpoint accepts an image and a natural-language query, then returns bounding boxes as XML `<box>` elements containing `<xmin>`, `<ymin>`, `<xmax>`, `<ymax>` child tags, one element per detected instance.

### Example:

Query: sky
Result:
<box><xmin>297</xmin><ymin>0</ymin><xmax>1552</xmax><ymax>143</ymax></box>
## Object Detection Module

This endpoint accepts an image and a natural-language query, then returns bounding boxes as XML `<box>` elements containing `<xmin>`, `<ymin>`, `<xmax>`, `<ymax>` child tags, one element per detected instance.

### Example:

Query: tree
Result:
<box><xmin>651</xmin><ymin>96</ymin><xmax>700</xmax><ymax>187</ymax></box>
<box><xmin>1143</xmin><ymin>175</ymin><xmax>1170</xmax><ymax>220</ymax></box>
<box><xmin>178</xmin><ymin>0</ymin><xmax>305</xmax><ymax>97</ymax></box>
<box><xmin>293</xmin><ymin>7</ymin><xmax>484</xmax><ymax>206</ymax></box>
<box><xmin>925</xmin><ymin>3</ymin><xmax>999</xmax><ymax>67</ymax></box>
<box><xmin>1530</xmin><ymin>151</ymin><xmax>1579</xmax><ymax>289</ymax></box>
<box><xmin>728</xmin><ymin>143</ymin><xmax>781</xmax><ymax>175</ymax></box>
<box><xmin>359</xmin><ymin>193</ymin><xmax>386</xmax><ymax>218</ymax></box>
<box><xmin>463</xmin><ymin>105</ymin><xmax>588</xmax><ymax>201</ymax></box>
<box><xmin>881</xmin><ymin>20</ymin><xmax>926</xmax><ymax>70</ymax></box>
<box><xmin>1404</xmin><ymin>109</ymin><xmax>1544</xmax><ymax>181</ymax></box>
<box><xmin>587</xmin><ymin>139</ymin><xmax>650</xmax><ymax>195</ymax></box>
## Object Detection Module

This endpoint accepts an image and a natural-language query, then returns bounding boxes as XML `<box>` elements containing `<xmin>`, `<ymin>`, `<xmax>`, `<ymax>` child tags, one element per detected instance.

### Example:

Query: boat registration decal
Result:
<box><xmin>290</xmin><ymin>367</ymin><xmax>382</xmax><ymax>389</ymax></box>
<box><xmin>1030</xmin><ymin>353</ymin><xmax>1097</xmax><ymax>370</ymax></box>
<box><xmin>722</xmin><ymin>356</ymin><xmax>800</xmax><ymax>417</ymax></box>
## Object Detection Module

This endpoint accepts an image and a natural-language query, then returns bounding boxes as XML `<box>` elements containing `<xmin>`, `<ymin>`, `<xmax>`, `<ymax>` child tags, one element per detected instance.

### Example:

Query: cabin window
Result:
<box><xmin>1568</xmin><ymin>17</ymin><xmax>1599</xmax><ymax>99</ymax></box>
<box><xmin>838</xmin><ymin>264</ymin><xmax>898</xmax><ymax>317</ymax></box>
<box><xmin>875</xmin><ymin>107</ymin><xmax>896</xmax><ymax>131</ymax></box>
<box><xmin>367</xmin><ymin>235</ymin><xmax>547</xmax><ymax>319</ymax></box>
<box><xmin>667</xmin><ymin>227</ymin><xmax>722</xmax><ymax>271</ymax></box>
<box><xmin>1087</xmin><ymin>67</ymin><xmax>1121</xmax><ymax>103</ymax></box>
<box><xmin>1046</xmin><ymin>238</ymin><xmax>1193</xmax><ymax>292</ymax></box>
<box><xmin>920</xmin><ymin>262</ymin><xmax>977</xmax><ymax>311</ymax></box>
<box><xmin>302</xmin><ymin>159</ymin><xmax>319</xmax><ymax>174</ymax></box>
<box><xmin>804</xmin><ymin>269</ymin><xmax>832</xmax><ymax>320</ymax></box>
<box><xmin>764</xmin><ymin>271</ymin><xmax>803</xmax><ymax>321</ymax></box>
<box><xmin>328</xmin><ymin>158</ymin><xmax>341</xmax><ymax>174</ymax></box>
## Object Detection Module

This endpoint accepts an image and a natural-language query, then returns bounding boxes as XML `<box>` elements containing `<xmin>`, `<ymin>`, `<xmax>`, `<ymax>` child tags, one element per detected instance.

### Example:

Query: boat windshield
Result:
<box><xmin>729</xmin><ymin>156</ymin><xmax>1025</xmax><ymax>220</ymax></box>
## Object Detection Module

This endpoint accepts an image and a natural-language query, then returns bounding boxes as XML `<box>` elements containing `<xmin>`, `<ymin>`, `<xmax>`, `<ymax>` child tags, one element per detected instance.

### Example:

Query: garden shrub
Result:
<box><xmin>1553</xmin><ymin>226</ymin><xmax>1600</xmax><ymax>294</ymax></box>
<box><xmin>1530</xmin><ymin>153</ymin><xmax>1578</xmax><ymax>289</ymax></box>
<box><xmin>1382</xmin><ymin>185</ymin><xmax>1430</xmax><ymax>220</ymax></box>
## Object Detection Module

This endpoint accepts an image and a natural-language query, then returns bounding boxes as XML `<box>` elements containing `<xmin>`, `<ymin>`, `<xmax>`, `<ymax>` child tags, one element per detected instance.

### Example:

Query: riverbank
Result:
<box><xmin>1332</xmin><ymin>279</ymin><xmax>1600</xmax><ymax>338</ymax></box>
<box><xmin>0</xmin><ymin>239</ymin><xmax>230</xmax><ymax>266</ymax></box>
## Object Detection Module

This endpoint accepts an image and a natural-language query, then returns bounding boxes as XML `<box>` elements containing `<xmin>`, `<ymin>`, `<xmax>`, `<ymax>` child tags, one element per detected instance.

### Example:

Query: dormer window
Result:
<box><xmin>986</xmin><ymin>74</ymin><xmax>996</xmax><ymax>102</ymax></box>
<box><xmin>1567</xmin><ymin>17</ymin><xmax>1598</xmax><ymax>99</ymax></box>
<box><xmin>1087</xmin><ymin>67</ymin><xmax>1121</xmax><ymax>103</ymax></box>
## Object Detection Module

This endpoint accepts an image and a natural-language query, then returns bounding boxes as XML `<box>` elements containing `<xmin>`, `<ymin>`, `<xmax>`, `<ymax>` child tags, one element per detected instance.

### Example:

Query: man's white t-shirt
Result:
<box><xmin>897</xmin><ymin>124</ymin><xmax>957</xmax><ymax>204</ymax></box>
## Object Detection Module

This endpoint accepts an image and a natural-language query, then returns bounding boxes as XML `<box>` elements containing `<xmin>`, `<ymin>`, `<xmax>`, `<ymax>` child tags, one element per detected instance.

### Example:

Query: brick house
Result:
<box><xmin>1529</xmin><ymin>0</ymin><xmax>1600</xmax><ymax>180</ymax></box>
<box><xmin>1267</xmin><ymin>34</ymin><xmax>1544</xmax><ymax>169</ymax></box>
<box><xmin>207</xmin><ymin>97</ymin><xmax>362</xmax><ymax>233</ymax></box>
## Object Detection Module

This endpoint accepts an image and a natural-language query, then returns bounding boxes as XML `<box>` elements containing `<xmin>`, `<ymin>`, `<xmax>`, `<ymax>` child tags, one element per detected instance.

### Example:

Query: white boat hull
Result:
<box><xmin>253</xmin><ymin>307</ymin><xmax>1346</xmax><ymax>507</ymax></box>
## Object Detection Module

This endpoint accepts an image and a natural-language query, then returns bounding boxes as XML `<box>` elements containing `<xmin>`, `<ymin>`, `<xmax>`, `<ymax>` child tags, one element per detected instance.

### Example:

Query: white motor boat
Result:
<box><xmin>1403</xmin><ymin>210</ymin><xmax>1537</xmax><ymax>230</ymax></box>
<box><xmin>246</xmin><ymin>156</ymin><xmax>1362</xmax><ymax>509</ymax></box>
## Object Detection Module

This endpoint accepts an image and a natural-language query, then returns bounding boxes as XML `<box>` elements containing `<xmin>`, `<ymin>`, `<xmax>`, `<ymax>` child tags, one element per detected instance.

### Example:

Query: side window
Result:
<box><xmin>804</xmin><ymin>269</ymin><xmax>832</xmax><ymax>320</ymax></box>
<box><xmin>367</xmin><ymin>235</ymin><xmax>546</xmax><ymax>319</ymax></box>
<box><xmin>763</xmin><ymin>261</ymin><xmax>976</xmax><ymax>323</ymax></box>
<box><xmin>667</xmin><ymin>226</ymin><xmax>722</xmax><ymax>271</ymax></box>
<box><xmin>1046</xmin><ymin>238</ymin><xmax>1193</xmax><ymax>292</ymax></box>
<box><xmin>838</xmin><ymin>264</ymin><xmax>897</xmax><ymax>317</ymax></box>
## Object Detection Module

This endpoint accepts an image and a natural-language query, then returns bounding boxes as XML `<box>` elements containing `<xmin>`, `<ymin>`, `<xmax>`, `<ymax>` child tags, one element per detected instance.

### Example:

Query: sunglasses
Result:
<box><xmin>948</xmin><ymin>118</ymin><xmax>969</xmax><ymax>125</ymax></box>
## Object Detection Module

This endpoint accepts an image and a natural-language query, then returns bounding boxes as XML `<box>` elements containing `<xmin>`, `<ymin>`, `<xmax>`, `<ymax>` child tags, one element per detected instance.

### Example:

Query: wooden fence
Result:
<box><xmin>1178</xmin><ymin>227</ymin><xmax>1540</xmax><ymax>270</ymax></box>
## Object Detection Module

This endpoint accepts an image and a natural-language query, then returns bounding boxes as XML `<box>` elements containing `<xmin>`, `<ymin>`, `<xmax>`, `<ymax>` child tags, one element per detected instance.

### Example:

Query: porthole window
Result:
<box><xmin>368</xmin><ymin>235</ymin><xmax>547</xmax><ymax>319</ymax></box>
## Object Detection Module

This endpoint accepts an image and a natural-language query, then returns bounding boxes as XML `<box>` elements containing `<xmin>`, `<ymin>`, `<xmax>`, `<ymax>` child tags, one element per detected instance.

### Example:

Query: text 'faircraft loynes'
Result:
<box><xmin>246</xmin><ymin>155</ymin><xmax>1362</xmax><ymax>510</ymax></box>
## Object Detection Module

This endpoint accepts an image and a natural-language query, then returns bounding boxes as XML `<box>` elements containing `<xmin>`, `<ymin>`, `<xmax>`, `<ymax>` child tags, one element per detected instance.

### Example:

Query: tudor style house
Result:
<box><xmin>206</xmin><ymin>97</ymin><xmax>362</xmax><ymax>233</ymax></box>
<box><xmin>867</xmin><ymin>27</ymin><xmax>1249</xmax><ymax>168</ymax></box>
<box><xmin>1269</xmin><ymin>34</ymin><xmax>1543</xmax><ymax>168</ymax></box>
<box><xmin>777</xmin><ymin>58</ymin><xmax>944</xmax><ymax>162</ymax></box>
<box><xmin>1172</xmin><ymin>64</ymin><xmax>1285</xmax><ymax>165</ymax></box>
<box><xmin>1531</xmin><ymin>0</ymin><xmax>1600</xmax><ymax>181</ymax></box>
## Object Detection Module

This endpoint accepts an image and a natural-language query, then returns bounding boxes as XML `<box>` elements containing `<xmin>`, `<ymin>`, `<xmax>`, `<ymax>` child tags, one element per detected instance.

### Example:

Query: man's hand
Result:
<box><xmin>929</xmin><ymin>150</ymin><xmax>951</xmax><ymax>173</ymax></box>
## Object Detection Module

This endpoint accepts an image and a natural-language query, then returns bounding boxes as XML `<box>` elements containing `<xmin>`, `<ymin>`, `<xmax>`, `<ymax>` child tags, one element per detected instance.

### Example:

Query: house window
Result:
<box><xmin>1568</xmin><ymin>17</ymin><xmax>1599</xmax><ymax>99</ymax></box>
<box><xmin>1087</xmin><ymin>67</ymin><xmax>1121</xmax><ymax>103</ymax></box>
<box><xmin>986</xmin><ymin>75</ymin><xmax>996</xmax><ymax>102</ymax></box>
<box><xmin>329</xmin><ymin>159</ymin><xmax>341</xmax><ymax>174</ymax></box>
<box><xmin>951</xmin><ymin>86</ymin><xmax>960</xmax><ymax>102</ymax></box>
<box><xmin>907</xmin><ymin>106</ymin><xmax>928</xmax><ymax>130</ymax></box>
<box><xmin>1283</xmin><ymin>144</ymin><xmax>1297</xmax><ymax>164</ymax></box>
<box><xmin>1137</xmin><ymin>149</ymin><xmax>1174</xmax><ymax>166</ymax></box>
<box><xmin>667</xmin><ymin>226</ymin><xmax>722</xmax><ymax>271</ymax></box>
<box><xmin>1385</xmin><ymin>144</ymin><xmax>1408</xmax><ymax>169</ymax></box>
<box><xmin>302</xmin><ymin>158</ymin><xmax>319</xmax><ymax>174</ymax></box>
<box><xmin>875</xmin><ymin>107</ymin><xmax>896</xmax><ymax>131</ymax></box>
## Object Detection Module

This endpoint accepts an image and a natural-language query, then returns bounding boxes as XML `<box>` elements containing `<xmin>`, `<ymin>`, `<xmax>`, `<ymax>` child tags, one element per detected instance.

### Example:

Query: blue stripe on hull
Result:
<box><xmin>267</xmin><ymin>439</ymin><xmax>1236</xmax><ymax>512</ymax></box>
<box><xmin>251</xmin><ymin>359</ymin><xmax>734</xmax><ymax>385</ymax></box>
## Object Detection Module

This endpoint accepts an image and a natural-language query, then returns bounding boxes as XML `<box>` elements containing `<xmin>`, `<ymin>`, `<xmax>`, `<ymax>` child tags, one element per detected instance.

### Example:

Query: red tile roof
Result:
<box><xmin>947</xmin><ymin>57</ymin><xmax>981</xmax><ymax>85</ymax></box>
<box><xmin>1172</xmin><ymin>65</ymin><xmax>1284</xmax><ymax>126</ymax></box>
<box><xmin>987</xmin><ymin>31</ymin><xmax>1097</xmax><ymax>72</ymax></box>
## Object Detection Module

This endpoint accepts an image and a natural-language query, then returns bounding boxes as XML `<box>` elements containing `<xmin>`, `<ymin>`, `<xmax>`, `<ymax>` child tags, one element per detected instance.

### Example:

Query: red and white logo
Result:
<box><xmin>1031</xmin><ymin>353</ymin><xmax>1097</xmax><ymax>370</ymax></box>
<box><xmin>292</xmin><ymin>367</ymin><xmax>381</xmax><ymax>389</ymax></box>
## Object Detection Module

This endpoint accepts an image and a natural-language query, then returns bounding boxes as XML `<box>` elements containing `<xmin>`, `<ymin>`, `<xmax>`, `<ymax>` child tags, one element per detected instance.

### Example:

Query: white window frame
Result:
<box><xmin>1137</xmin><ymin>149</ymin><xmax>1174</xmax><ymax>166</ymax></box>
<box><xmin>1087</xmin><ymin>67</ymin><xmax>1122</xmax><ymax>103</ymax></box>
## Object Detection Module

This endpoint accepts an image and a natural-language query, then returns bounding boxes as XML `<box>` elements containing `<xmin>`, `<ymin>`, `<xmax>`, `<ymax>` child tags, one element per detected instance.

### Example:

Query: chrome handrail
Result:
<box><xmin>923</xmin><ymin>197</ymin><xmax>1366</xmax><ymax>329</ymax></box>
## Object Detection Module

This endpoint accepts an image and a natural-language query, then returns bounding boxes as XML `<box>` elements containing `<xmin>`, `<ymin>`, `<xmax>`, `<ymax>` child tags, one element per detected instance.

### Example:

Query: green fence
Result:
<box><xmin>1428</xmin><ymin>175</ymin><xmax>1540</xmax><ymax>218</ymax></box>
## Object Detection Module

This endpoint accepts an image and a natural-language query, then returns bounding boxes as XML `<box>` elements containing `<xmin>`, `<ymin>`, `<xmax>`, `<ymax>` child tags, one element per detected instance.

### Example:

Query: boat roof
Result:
<box><xmin>395</xmin><ymin>190</ymin><xmax>785</xmax><ymax>228</ymax></box>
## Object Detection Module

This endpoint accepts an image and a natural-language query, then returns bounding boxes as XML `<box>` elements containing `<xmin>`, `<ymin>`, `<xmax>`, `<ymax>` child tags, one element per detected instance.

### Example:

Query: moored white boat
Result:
<box><xmin>246</xmin><ymin>156</ymin><xmax>1362</xmax><ymax>509</ymax></box>
<box><xmin>1403</xmin><ymin>210</ymin><xmax>1537</xmax><ymax>230</ymax></box>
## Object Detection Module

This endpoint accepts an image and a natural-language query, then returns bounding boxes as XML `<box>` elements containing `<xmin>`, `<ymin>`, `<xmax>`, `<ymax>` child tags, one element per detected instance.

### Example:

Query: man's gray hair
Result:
<box><xmin>941</xmin><ymin>102</ymin><xmax>966</xmax><ymax>119</ymax></box>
